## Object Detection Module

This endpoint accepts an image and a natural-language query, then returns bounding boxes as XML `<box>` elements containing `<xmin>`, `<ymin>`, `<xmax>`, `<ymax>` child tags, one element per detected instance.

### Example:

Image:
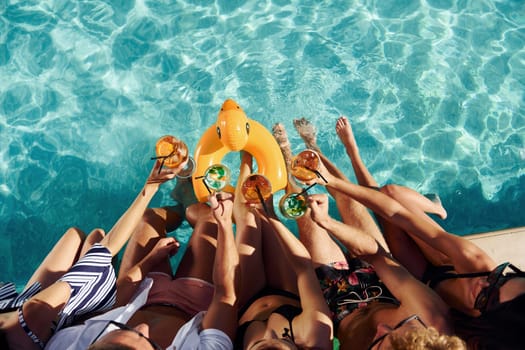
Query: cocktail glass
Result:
<box><xmin>279</xmin><ymin>192</ymin><xmax>308</xmax><ymax>219</ymax></box>
<box><xmin>154</xmin><ymin>135</ymin><xmax>190</xmax><ymax>170</ymax></box>
<box><xmin>203</xmin><ymin>164</ymin><xmax>231</xmax><ymax>192</ymax></box>
<box><xmin>241</xmin><ymin>174</ymin><xmax>272</xmax><ymax>204</ymax></box>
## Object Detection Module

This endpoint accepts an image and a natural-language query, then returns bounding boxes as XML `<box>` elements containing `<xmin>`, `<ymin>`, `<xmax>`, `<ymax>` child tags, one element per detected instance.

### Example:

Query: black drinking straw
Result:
<box><xmin>305</xmin><ymin>166</ymin><xmax>328</xmax><ymax>183</ymax></box>
<box><xmin>154</xmin><ymin>150</ymin><xmax>176</xmax><ymax>174</ymax></box>
<box><xmin>150</xmin><ymin>155</ymin><xmax>169</xmax><ymax>160</ymax></box>
<box><xmin>298</xmin><ymin>183</ymin><xmax>317</xmax><ymax>196</ymax></box>
<box><xmin>255</xmin><ymin>186</ymin><xmax>269</xmax><ymax>215</ymax></box>
<box><xmin>202</xmin><ymin>178</ymin><xmax>212</xmax><ymax>194</ymax></box>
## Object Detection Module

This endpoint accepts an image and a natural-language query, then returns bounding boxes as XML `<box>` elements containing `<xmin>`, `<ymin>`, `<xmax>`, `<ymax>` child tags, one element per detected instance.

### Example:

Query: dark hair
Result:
<box><xmin>452</xmin><ymin>294</ymin><xmax>525</xmax><ymax>350</ymax></box>
<box><xmin>0</xmin><ymin>329</ymin><xmax>10</xmax><ymax>350</ymax></box>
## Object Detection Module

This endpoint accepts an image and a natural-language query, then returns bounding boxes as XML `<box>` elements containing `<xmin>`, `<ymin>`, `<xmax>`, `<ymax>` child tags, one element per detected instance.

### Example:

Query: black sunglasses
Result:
<box><xmin>90</xmin><ymin>320</ymin><xmax>162</xmax><ymax>350</ymax></box>
<box><xmin>474</xmin><ymin>262</ymin><xmax>523</xmax><ymax>312</ymax></box>
<box><xmin>367</xmin><ymin>314</ymin><xmax>427</xmax><ymax>350</ymax></box>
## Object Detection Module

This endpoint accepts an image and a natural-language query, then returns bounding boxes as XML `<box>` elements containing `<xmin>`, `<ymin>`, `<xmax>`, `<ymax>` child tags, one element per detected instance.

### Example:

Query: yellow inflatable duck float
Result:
<box><xmin>192</xmin><ymin>99</ymin><xmax>287</xmax><ymax>202</ymax></box>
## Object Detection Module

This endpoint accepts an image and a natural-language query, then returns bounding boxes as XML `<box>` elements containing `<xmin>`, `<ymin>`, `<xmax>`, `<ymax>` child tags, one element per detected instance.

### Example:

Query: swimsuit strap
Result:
<box><xmin>423</xmin><ymin>264</ymin><xmax>491</xmax><ymax>289</ymax></box>
<box><xmin>0</xmin><ymin>282</ymin><xmax>42</xmax><ymax>312</ymax></box>
<box><xmin>18</xmin><ymin>307</ymin><xmax>45</xmax><ymax>349</ymax></box>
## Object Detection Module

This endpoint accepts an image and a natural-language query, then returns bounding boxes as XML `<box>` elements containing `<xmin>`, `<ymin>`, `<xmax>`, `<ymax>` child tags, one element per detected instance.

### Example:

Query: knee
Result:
<box><xmin>87</xmin><ymin>228</ymin><xmax>106</xmax><ymax>243</ymax></box>
<box><xmin>64</xmin><ymin>227</ymin><xmax>86</xmax><ymax>242</ymax></box>
<box><xmin>380</xmin><ymin>184</ymin><xmax>402</xmax><ymax>199</ymax></box>
<box><xmin>185</xmin><ymin>202</ymin><xmax>213</xmax><ymax>227</ymax></box>
<box><xmin>142</xmin><ymin>208</ymin><xmax>161</xmax><ymax>226</ymax></box>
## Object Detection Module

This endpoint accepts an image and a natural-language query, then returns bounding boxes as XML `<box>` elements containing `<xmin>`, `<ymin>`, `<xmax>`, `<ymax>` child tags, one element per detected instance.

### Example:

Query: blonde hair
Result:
<box><xmin>390</xmin><ymin>327</ymin><xmax>466</xmax><ymax>350</ymax></box>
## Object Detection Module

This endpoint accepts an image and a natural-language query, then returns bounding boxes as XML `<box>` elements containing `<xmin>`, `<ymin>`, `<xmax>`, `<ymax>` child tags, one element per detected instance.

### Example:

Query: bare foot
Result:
<box><xmin>272</xmin><ymin>123</ymin><xmax>293</xmax><ymax>169</ymax></box>
<box><xmin>424</xmin><ymin>193</ymin><xmax>448</xmax><ymax>219</ymax></box>
<box><xmin>335</xmin><ymin>116</ymin><xmax>358</xmax><ymax>152</ymax></box>
<box><xmin>293</xmin><ymin>118</ymin><xmax>321</xmax><ymax>153</ymax></box>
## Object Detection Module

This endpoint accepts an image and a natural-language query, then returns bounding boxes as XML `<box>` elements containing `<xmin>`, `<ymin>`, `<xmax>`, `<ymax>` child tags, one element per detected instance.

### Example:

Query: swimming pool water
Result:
<box><xmin>1</xmin><ymin>0</ymin><xmax>524</xmax><ymax>289</ymax></box>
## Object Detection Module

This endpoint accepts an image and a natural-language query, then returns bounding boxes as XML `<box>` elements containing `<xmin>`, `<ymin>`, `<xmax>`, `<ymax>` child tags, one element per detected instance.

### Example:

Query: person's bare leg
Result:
<box><xmin>382</xmin><ymin>185</ymin><xmax>447</xmax><ymax>219</ymax></box>
<box><xmin>272</xmin><ymin>123</ymin><xmax>345</xmax><ymax>266</ymax></box>
<box><xmin>118</xmin><ymin>207</ymin><xmax>183</xmax><ymax>277</ymax></box>
<box><xmin>272</xmin><ymin>123</ymin><xmax>294</xmax><ymax>170</ymax></box>
<box><xmin>322</xmin><ymin>154</ymin><xmax>390</xmax><ymax>254</ymax></box>
<box><xmin>335</xmin><ymin>116</ymin><xmax>379</xmax><ymax>187</ymax></box>
<box><xmin>174</xmin><ymin>203</ymin><xmax>218</xmax><ymax>283</ymax></box>
<box><xmin>26</xmin><ymin>227</ymin><xmax>86</xmax><ymax>289</ymax></box>
<box><xmin>234</xmin><ymin>151</ymin><xmax>266</xmax><ymax>306</ymax></box>
<box><xmin>335</xmin><ymin>116</ymin><xmax>446</xmax><ymax>273</ymax></box>
<box><xmin>294</xmin><ymin>118</ymin><xmax>388</xmax><ymax>252</ymax></box>
<box><xmin>78</xmin><ymin>228</ymin><xmax>106</xmax><ymax>258</ymax></box>
<box><xmin>380</xmin><ymin>185</ymin><xmax>451</xmax><ymax>267</ymax></box>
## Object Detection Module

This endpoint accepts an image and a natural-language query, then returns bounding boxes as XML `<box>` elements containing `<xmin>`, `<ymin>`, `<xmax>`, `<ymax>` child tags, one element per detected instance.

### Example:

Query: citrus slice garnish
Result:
<box><xmin>155</xmin><ymin>135</ymin><xmax>189</xmax><ymax>168</ymax></box>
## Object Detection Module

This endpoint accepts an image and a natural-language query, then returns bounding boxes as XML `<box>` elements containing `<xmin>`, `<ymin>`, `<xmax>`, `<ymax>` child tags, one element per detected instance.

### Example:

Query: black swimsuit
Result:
<box><xmin>235</xmin><ymin>288</ymin><xmax>301</xmax><ymax>349</ymax></box>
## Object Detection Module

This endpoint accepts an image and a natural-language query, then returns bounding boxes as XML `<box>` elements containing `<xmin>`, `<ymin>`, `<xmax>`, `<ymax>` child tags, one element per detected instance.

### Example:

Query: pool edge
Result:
<box><xmin>466</xmin><ymin>226</ymin><xmax>525</xmax><ymax>269</ymax></box>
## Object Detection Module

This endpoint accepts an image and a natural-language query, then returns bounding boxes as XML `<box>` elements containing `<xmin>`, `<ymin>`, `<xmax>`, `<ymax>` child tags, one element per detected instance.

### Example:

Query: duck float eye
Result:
<box><xmin>246</xmin><ymin>122</ymin><xmax>250</xmax><ymax>135</ymax></box>
<box><xmin>216</xmin><ymin>126</ymin><xmax>222</xmax><ymax>139</ymax></box>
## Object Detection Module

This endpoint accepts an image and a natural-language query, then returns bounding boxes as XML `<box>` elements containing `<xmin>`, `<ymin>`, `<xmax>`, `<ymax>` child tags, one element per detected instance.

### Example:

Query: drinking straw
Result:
<box><xmin>255</xmin><ymin>186</ymin><xmax>269</xmax><ymax>215</ymax></box>
<box><xmin>202</xmin><ymin>179</ymin><xmax>212</xmax><ymax>194</ymax></box>
<box><xmin>153</xmin><ymin>150</ymin><xmax>176</xmax><ymax>174</ymax></box>
<box><xmin>298</xmin><ymin>183</ymin><xmax>317</xmax><ymax>196</ymax></box>
<box><xmin>305</xmin><ymin>166</ymin><xmax>328</xmax><ymax>183</ymax></box>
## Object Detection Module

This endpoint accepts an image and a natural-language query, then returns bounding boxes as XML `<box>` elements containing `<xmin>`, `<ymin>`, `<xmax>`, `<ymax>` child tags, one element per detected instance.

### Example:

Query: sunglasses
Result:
<box><xmin>90</xmin><ymin>320</ymin><xmax>162</xmax><ymax>350</ymax></box>
<box><xmin>474</xmin><ymin>262</ymin><xmax>523</xmax><ymax>312</ymax></box>
<box><xmin>367</xmin><ymin>314</ymin><xmax>427</xmax><ymax>350</ymax></box>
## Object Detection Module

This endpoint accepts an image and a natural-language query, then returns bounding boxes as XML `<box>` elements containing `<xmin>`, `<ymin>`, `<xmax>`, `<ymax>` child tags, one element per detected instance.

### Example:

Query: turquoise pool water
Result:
<box><xmin>1</xmin><ymin>0</ymin><xmax>524</xmax><ymax>289</ymax></box>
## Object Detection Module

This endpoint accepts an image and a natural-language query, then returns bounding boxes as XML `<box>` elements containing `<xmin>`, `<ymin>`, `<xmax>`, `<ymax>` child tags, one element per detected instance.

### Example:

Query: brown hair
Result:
<box><xmin>390</xmin><ymin>327</ymin><xmax>466</xmax><ymax>350</ymax></box>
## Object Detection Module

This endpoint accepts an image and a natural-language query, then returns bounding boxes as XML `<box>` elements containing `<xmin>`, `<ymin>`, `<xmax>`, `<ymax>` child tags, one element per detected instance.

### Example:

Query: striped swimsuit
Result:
<box><xmin>55</xmin><ymin>243</ymin><xmax>117</xmax><ymax>330</ymax></box>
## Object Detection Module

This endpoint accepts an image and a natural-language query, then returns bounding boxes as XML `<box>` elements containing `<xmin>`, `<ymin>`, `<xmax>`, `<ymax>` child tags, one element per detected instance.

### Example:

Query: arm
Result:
<box><xmin>201</xmin><ymin>192</ymin><xmax>240</xmax><ymax>341</ymax></box>
<box><xmin>308</xmin><ymin>193</ymin><xmax>452</xmax><ymax>333</ymax></box>
<box><xmin>308</xmin><ymin>194</ymin><xmax>380</xmax><ymax>256</ymax></box>
<box><xmin>100</xmin><ymin>159</ymin><xmax>182</xmax><ymax>256</ymax></box>
<box><xmin>367</xmin><ymin>250</ymin><xmax>453</xmax><ymax>334</ymax></box>
<box><xmin>308</xmin><ymin>164</ymin><xmax>496</xmax><ymax>272</ymax></box>
<box><xmin>255</xmin><ymin>206</ymin><xmax>333</xmax><ymax>348</ymax></box>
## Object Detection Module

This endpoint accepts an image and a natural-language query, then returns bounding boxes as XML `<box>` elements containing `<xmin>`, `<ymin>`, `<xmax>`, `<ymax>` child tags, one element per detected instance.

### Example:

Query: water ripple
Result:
<box><xmin>1</xmin><ymin>0</ymin><xmax>524</xmax><ymax>287</ymax></box>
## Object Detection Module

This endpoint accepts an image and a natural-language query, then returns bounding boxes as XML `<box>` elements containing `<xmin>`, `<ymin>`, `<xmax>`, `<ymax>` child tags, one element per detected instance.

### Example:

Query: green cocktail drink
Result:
<box><xmin>279</xmin><ymin>192</ymin><xmax>308</xmax><ymax>219</ymax></box>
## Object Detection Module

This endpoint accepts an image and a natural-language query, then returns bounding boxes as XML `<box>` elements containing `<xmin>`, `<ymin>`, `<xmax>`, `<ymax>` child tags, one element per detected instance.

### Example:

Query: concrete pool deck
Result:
<box><xmin>466</xmin><ymin>226</ymin><xmax>525</xmax><ymax>269</ymax></box>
